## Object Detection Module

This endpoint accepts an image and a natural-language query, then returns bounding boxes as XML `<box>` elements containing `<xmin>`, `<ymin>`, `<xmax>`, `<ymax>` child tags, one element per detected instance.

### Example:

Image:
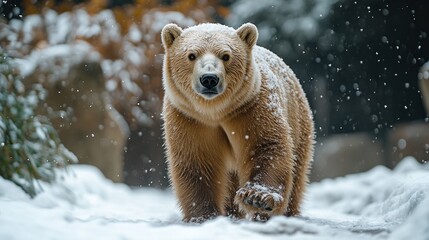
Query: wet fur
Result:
<box><xmin>161</xmin><ymin>23</ymin><xmax>314</xmax><ymax>222</ymax></box>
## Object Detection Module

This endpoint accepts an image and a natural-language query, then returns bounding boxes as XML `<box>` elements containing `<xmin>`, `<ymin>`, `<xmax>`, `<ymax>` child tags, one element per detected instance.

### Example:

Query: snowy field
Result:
<box><xmin>1</xmin><ymin>157</ymin><xmax>428</xmax><ymax>240</ymax></box>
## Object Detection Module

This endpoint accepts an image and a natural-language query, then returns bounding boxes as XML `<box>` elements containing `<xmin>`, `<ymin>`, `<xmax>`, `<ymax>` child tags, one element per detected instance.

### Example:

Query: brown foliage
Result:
<box><xmin>9</xmin><ymin>0</ymin><xmax>227</xmax><ymax>129</ymax></box>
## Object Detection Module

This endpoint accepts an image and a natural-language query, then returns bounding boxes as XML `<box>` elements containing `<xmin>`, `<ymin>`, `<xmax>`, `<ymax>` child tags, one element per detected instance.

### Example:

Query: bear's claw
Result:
<box><xmin>244</xmin><ymin>193</ymin><xmax>273</xmax><ymax>211</ymax></box>
<box><xmin>235</xmin><ymin>182</ymin><xmax>284</xmax><ymax>219</ymax></box>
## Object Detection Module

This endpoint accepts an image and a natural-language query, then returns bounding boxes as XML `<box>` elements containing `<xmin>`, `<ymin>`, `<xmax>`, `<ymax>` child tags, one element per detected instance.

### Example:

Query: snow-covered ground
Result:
<box><xmin>1</xmin><ymin>157</ymin><xmax>428</xmax><ymax>240</ymax></box>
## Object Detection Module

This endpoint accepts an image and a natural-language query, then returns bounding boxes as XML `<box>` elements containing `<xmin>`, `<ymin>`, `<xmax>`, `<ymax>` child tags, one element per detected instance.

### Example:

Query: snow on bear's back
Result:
<box><xmin>253</xmin><ymin>46</ymin><xmax>296</xmax><ymax>85</ymax></box>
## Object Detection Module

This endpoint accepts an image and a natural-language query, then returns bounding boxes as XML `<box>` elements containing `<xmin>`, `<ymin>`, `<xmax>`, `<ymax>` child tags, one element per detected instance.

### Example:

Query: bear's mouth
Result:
<box><xmin>201</xmin><ymin>90</ymin><xmax>219</xmax><ymax>96</ymax></box>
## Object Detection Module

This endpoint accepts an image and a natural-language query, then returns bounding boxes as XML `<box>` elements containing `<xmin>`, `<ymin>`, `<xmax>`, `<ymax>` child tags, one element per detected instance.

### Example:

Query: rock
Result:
<box><xmin>386</xmin><ymin>121</ymin><xmax>429</xmax><ymax>167</ymax></box>
<box><xmin>25</xmin><ymin>49</ymin><xmax>128</xmax><ymax>182</ymax></box>
<box><xmin>310</xmin><ymin>133</ymin><xmax>384</xmax><ymax>182</ymax></box>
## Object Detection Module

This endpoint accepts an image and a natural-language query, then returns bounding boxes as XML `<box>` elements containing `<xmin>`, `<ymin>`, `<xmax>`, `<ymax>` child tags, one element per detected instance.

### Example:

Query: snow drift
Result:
<box><xmin>0</xmin><ymin>157</ymin><xmax>428</xmax><ymax>239</ymax></box>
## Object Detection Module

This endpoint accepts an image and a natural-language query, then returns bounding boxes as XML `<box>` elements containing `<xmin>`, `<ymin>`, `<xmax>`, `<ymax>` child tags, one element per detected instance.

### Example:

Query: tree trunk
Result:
<box><xmin>419</xmin><ymin>62</ymin><xmax>429</xmax><ymax>116</ymax></box>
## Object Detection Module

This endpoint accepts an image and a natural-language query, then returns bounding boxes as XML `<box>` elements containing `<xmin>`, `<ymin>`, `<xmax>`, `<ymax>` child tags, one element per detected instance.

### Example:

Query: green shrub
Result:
<box><xmin>0</xmin><ymin>52</ymin><xmax>77</xmax><ymax>197</ymax></box>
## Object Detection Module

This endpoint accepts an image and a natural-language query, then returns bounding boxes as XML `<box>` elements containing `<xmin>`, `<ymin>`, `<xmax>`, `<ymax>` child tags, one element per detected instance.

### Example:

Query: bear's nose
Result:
<box><xmin>200</xmin><ymin>74</ymin><xmax>219</xmax><ymax>89</ymax></box>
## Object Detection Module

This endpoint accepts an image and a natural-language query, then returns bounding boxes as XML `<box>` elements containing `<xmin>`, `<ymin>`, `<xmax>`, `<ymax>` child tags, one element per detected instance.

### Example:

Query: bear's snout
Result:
<box><xmin>192</xmin><ymin>53</ymin><xmax>225</xmax><ymax>99</ymax></box>
<box><xmin>200</xmin><ymin>74</ymin><xmax>219</xmax><ymax>90</ymax></box>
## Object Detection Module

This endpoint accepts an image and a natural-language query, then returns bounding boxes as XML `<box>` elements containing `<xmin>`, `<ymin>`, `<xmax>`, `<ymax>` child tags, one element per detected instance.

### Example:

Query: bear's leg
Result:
<box><xmin>233</xmin><ymin>140</ymin><xmax>295</xmax><ymax>221</ymax></box>
<box><xmin>172</xmin><ymin>160</ymin><xmax>227</xmax><ymax>222</ymax></box>
<box><xmin>286</xmin><ymin>136</ymin><xmax>313</xmax><ymax>216</ymax></box>
<box><xmin>224</xmin><ymin>172</ymin><xmax>242</xmax><ymax>219</ymax></box>
<box><xmin>164</xmin><ymin>106</ymin><xmax>230</xmax><ymax>222</ymax></box>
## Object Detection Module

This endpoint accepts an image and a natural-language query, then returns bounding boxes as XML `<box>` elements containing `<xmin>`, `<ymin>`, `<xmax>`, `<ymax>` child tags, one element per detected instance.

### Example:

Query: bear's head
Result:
<box><xmin>161</xmin><ymin>23</ymin><xmax>260</xmax><ymax>120</ymax></box>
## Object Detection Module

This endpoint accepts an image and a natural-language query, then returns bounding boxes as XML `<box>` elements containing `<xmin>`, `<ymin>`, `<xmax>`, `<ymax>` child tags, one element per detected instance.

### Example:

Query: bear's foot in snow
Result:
<box><xmin>235</xmin><ymin>182</ymin><xmax>286</xmax><ymax>221</ymax></box>
<box><xmin>187</xmin><ymin>213</ymin><xmax>219</xmax><ymax>224</ymax></box>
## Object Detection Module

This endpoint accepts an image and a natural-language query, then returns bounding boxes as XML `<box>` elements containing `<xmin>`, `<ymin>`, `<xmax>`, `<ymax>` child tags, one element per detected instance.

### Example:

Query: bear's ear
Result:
<box><xmin>161</xmin><ymin>23</ymin><xmax>183</xmax><ymax>49</ymax></box>
<box><xmin>236</xmin><ymin>23</ymin><xmax>258</xmax><ymax>49</ymax></box>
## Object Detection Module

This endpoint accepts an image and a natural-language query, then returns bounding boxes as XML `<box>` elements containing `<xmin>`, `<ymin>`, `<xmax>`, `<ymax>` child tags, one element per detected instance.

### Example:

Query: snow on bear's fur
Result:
<box><xmin>161</xmin><ymin>22</ymin><xmax>314</xmax><ymax>222</ymax></box>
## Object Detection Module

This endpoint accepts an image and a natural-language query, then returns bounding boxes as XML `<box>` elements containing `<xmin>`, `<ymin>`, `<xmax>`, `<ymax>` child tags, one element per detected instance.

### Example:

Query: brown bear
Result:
<box><xmin>161</xmin><ymin>22</ymin><xmax>314</xmax><ymax>222</ymax></box>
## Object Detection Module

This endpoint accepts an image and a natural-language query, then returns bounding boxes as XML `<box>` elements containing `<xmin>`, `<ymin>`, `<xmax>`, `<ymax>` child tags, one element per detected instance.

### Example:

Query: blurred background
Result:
<box><xmin>1</xmin><ymin>0</ymin><xmax>428</xmax><ymax>188</ymax></box>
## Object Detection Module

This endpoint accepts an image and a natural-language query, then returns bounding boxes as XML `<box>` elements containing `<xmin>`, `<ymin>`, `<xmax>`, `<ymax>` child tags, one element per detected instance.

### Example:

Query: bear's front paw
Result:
<box><xmin>235</xmin><ymin>182</ymin><xmax>285</xmax><ymax>220</ymax></box>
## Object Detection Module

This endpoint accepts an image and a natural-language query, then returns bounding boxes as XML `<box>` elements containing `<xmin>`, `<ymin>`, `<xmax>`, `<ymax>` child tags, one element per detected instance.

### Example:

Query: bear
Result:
<box><xmin>161</xmin><ymin>22</ymin><xmax>314</xmax><ymax>222</ymax></box>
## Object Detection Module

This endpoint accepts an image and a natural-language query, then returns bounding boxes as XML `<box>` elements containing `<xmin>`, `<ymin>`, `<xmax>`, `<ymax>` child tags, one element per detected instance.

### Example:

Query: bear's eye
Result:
<box><xmin>188</xmin><ymin>53</ymin><xmax>196</xmax><ymax>61</ymax></box>
<box><xmin>222</xmin><ymin>54</ymin><xmax>230</xmax><ymax>62</ymax></box>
